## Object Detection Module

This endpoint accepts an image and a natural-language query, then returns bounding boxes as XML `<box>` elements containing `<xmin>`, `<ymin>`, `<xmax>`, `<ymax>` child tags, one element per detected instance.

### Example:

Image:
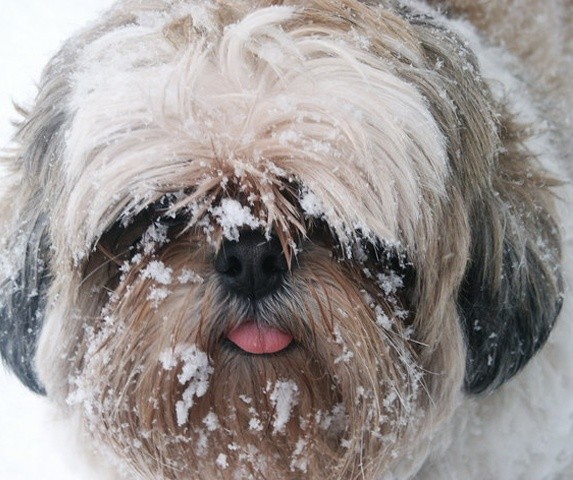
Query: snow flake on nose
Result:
<box><xmin>211</xmin><ymin>198</ymin><xmax>263</xmax><ymax>242</ymax></box>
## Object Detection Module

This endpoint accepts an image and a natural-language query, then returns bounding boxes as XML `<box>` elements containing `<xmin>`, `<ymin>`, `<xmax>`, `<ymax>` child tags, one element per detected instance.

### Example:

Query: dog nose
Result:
<box><xmin>214</xmin><ymin>231</ymin><xmax>288</xmax><ymax>299</ymax></box>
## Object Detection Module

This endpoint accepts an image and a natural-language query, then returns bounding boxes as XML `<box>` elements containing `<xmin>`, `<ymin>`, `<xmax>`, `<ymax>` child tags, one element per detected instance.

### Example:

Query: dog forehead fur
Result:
<box><xmin>61</xmin><ymin>2</ymin><xmax>451</xmax><ymax>260</ymax></box>
<box><xmin>0</xmin><ymin>0</ymin><xmax>572</xmax><ymax>479</ymax></box>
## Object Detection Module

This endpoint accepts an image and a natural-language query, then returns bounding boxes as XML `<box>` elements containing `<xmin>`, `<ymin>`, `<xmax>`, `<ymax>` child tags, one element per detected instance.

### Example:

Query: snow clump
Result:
<box><xmin>160</xmin><ymin>344</ymin><xmax>214</xmax><ymax>427</ymax></box>
<box><xmin>268</xmin><ymin>379</ymin><xmax>300</xmax><ymax>434</ymax></box>
<box><xmin>211</xmin><ymin>198</ymin><xmax>262</xmax><ymax>241</ymax></box>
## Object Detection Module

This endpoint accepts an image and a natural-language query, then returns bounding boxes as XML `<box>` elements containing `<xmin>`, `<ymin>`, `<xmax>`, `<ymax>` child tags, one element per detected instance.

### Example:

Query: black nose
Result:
<box><xmin>214</xmin><ymin>231</ymin><xmax>288</xmax><ymax>299</ymax></box>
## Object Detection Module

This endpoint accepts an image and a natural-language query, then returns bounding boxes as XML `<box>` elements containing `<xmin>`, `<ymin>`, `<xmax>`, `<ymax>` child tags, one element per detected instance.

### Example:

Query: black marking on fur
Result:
<box><xmin>459</xmin><ymin>204</ymin><xmax>563</xmax><ymax>395</ymax></box>
<box><xmin>0</xmin><ymin>214</ymin><xmax>50</xmax><ymax>395</ymax></box>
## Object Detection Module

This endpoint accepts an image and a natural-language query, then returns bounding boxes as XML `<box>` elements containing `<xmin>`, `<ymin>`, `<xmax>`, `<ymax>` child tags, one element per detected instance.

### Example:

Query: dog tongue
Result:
<box><xmin>228</xmin><ymin>322</ymin><xmax>293</xmax><ymax>354</ymax></box>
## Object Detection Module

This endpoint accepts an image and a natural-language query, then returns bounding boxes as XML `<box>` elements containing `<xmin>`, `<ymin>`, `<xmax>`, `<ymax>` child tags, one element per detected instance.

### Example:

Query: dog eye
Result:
<box><xmin>306</xmin><ymin>220</ymin><xmax>336</xmax><ymax>250</ymax></box>
<box><xmin>148</xmin><ymin>196</ymin><xmax>190</xmax><ymax>229</ymax></box>
<box><xmin>345</xmin><ymin>235</ymin><xmax>416</xmax><ymax>289</ymax></box>
<box><xmin>154</xmin><ymin>210</ymin><xmax>189</xmax><ymax>229</ymax></box>
<box><xmin>95</xmin><ymin>198</ymin><xmax>190</xmax><ymax>261</ymax></box>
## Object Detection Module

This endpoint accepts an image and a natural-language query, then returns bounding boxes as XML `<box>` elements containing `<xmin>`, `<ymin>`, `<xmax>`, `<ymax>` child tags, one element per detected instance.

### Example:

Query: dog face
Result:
<box><xmin>0</xmin><ymin>1</ymin><xmax>563</xmax><ymax>478</ymax></box>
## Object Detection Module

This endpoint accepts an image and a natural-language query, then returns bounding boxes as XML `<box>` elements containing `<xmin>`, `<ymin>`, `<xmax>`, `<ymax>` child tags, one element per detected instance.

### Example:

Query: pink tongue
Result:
<box><xmin>228</xmin><ymin>322</ymin><xmax>293</xmax><ymax>354</ymax></box>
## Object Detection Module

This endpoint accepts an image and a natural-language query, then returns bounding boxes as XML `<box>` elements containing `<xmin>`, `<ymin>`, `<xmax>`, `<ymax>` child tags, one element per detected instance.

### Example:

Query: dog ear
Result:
<box><xmin>459</xmin><ymin>147</ymin><xmax>563</xmax><ymax>395</ymax></box>
<box><xmin>407</xmin><ymin>18</ymin><xmax>564</xmax><ymax>395</ymax></box>
<box><xmin>0</xmin><ymin>210</ymin><xmax>50</xmax><ymax>395</ymax></box>
<box><xmin>0</xmin><ymin>42</ymin><xmax>73</xmax><ymax>394</ymax></box>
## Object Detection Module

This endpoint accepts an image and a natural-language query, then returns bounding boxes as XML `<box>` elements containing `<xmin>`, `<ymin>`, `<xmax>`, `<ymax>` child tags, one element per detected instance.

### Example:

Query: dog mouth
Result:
<box><xmin>226</xmin><ymin>321</ymin><xmax>294</xmax><ymax>354</ymax></box>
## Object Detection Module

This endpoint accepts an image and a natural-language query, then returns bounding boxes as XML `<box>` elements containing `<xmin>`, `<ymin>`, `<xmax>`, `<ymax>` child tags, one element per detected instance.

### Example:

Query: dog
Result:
<box><xmin>1</xmin><ymin>0</ymin><xmax>572</xmax><ymax>478</ymax></box>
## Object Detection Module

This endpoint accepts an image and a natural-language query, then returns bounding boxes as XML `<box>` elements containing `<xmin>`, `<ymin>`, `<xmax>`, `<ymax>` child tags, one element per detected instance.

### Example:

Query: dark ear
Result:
<box><xmin>0</xmin><ymin>211</ymin><xmax>50</xmax><ymax>394</ymax></box>
<box><xmin>0</xmin><ymin>40</ymin><xmax>71</xmax><ymax>395</ymax></box>
<box><xmin>459</xmin><ymin>178</ymin><xmax>563</xmax><ymax>395</ymax></box>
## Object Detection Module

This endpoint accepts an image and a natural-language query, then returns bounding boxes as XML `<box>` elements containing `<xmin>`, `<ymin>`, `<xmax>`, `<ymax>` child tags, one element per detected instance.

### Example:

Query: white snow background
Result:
<box><xmin>0</xmin><ymin>2</ymin><xmax>116</xmax><ymax>479</ymax></box>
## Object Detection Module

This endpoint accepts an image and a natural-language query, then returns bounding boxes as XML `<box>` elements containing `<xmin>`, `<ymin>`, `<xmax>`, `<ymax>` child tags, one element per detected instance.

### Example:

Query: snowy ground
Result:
<box><xmin>0</xmin><ymin>2</ymin><xmax>115</xmax><ymax>478</ymax></box>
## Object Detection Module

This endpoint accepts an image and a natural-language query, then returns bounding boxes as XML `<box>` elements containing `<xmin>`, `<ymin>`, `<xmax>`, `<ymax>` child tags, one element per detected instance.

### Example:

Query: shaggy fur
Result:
<box><xmin>1</xmin><ymin>0</ymin><xmax>572</xmax><ymax>478</ymax></box>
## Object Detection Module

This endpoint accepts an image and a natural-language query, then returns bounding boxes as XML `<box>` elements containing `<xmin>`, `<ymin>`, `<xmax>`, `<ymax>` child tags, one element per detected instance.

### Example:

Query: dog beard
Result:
<box><xmin>67</xmin><ymin>209</ymin><xmax>447</xmax><ymax>479</ymax></box>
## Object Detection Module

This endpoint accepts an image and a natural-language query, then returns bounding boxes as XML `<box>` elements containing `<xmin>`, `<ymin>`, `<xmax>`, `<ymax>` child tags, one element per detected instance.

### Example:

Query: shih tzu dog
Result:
<box><xmin>1</xmin><ymin>0</ymin><xmax>572</xmax><ymax>478</ymax></box>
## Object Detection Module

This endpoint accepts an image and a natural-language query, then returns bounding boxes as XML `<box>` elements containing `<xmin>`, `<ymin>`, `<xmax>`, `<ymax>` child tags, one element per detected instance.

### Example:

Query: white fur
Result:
<box><xmin>59</xmin><ymin>3</ymin><xmax>449</xmax><ymax>261</ymax></box>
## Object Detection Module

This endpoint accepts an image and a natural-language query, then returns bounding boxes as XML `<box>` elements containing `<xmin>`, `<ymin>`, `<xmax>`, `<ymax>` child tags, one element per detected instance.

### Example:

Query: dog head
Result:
<box><xmin>0</xmin><ymin>1</ymin><xmax>563</xmax><ymax>477</ymax></box>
